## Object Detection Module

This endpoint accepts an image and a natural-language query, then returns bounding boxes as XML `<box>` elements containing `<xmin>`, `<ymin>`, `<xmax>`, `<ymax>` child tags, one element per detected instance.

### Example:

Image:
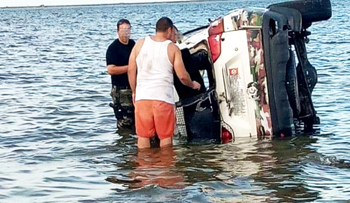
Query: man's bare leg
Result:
<box><xmin>160</xmin><ymin>137</ymin><xmax>172</xmax><ymax>148</ymax></box>
<box><xmin>138</xmin><ymin>137</ymin><xmax>151</xmax><ymax>149</ymax></box>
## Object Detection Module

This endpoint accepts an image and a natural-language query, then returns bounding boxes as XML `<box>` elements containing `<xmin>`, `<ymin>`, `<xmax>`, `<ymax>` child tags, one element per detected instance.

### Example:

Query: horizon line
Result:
<box><xmin>0</xmin><ymin>0</ymin><xmax>214</xmax><ymax>9</ymax></box>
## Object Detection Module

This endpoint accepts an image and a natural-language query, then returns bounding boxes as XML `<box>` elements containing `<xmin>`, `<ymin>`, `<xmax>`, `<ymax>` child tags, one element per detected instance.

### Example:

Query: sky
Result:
<box><xmin>0</xmin><ymin>0</ymin><xmax>186</xmax><ymax>7</ymax></box>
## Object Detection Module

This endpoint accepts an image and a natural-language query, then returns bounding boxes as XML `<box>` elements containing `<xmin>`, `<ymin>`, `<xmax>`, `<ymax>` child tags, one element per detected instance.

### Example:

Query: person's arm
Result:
<box><xmin>107</xmin><ymin>64</ymin><xmax>128</xmax><ymax>75</ymax></box>
<box><xmin>105</xmin><ymin>45</ymin><xmax>128</xmax><ymax>75</ymax></box>
<box><xmin>128</xmin><ymin>39</ymin><xmax>144</xmax><ymax>102</ymax></box>
<box><xmin>128</xmin><ymin>47</ymin><xmax>137</xmax><ymax>94</ymax></box>
<box><xmin>171</xmin><ymin>44</ymin><xmax>201</xmax><ymax>89</ymax></box>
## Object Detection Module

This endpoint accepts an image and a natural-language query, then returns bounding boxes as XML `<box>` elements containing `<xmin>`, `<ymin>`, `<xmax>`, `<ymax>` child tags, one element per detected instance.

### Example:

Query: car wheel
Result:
<box><xmin>286</xmin><ymin>49</ymin><xmax>301</xmax><ymax>118</ymax></box>
<box><xmin>268</xmin><ymin>0</ymin><xmax>332</xmax><ymax>27</ymax></box>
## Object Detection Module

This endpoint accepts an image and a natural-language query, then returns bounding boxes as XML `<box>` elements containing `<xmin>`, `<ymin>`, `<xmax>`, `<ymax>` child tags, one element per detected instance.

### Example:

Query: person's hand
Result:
<box><xmin>192</xmin><ymin>81</ymin><xmax>201</xmax><ymax>90</ymax></box>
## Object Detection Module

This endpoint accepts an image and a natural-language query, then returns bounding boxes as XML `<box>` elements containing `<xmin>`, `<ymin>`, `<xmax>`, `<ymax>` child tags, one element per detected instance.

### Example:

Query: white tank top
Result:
<box><xmin>135</xmin><ymin>36</ymin><xmax>175</xmax><ymax>104</ymax></box>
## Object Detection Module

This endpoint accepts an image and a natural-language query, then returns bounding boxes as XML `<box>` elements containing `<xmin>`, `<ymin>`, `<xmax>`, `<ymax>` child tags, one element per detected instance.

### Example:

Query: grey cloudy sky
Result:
<box><xmin>0</xmin><ymin>0</ymin><xmax>185</xmax><ymax>7</ymax></box>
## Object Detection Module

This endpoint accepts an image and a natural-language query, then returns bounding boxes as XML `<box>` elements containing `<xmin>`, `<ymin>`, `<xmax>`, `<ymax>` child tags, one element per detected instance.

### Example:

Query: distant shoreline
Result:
<box><xmin>0</xmin><ymin>0</ymin><xmax>208</xmax><ymax>9</ymax></box>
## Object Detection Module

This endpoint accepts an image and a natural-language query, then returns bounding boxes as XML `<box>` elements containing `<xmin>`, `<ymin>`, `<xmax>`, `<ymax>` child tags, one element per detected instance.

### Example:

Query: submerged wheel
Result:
<box><xmin>286</xmin><ymin>49</ymin><xmax>301</xmax><ymax>118</ymax></box>
<box><xmin>268</xmin><ymin>0</ymin><xmax>332</xmax><ymax>27</ymax></box>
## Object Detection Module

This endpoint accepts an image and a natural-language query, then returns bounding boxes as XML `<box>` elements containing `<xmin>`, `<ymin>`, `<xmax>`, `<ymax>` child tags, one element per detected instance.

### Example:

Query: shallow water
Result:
<box><xmin>1</xmin><ymin>0</ymin><xmax>350</xmax><ymax>202</ymax></box>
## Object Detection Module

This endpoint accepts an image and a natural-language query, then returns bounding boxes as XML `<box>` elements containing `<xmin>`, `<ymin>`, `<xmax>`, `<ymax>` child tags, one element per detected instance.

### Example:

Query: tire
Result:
<box><xmin>268</xmin><ymin>0</ymin><xmax>332</xmax><ymax>26</ymax></box>
<box><xmin>286</xmin><ymin>49</ymin><xmax>301</xmax><ymax>118</ymax></box>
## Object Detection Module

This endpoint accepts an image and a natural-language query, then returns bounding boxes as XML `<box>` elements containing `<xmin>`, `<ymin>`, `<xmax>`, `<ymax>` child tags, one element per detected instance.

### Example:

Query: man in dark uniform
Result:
<box><xmin>106</xmin><ymin>19</ymin><xmax>135</xmax><ymax>129</ymax></box>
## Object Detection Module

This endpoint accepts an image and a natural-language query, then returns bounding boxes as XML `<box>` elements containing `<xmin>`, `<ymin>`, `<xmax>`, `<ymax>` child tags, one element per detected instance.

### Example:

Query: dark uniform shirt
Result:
<box><xmin>106</xmin><ymin>39</ymin><xmax>135</xmax><ymax>88</ymax></box>
<box><xmin>173</xmin><ymin>49</ymin><xmax>208</xmax><ymax>100</ymax></box>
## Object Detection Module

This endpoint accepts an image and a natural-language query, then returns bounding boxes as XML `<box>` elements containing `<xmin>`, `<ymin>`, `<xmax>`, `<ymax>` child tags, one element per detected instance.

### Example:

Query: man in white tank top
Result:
<box><xmin>128</xmin><ymin>17</ymin><xmax>201</xmax><ymax>149</ymax></box>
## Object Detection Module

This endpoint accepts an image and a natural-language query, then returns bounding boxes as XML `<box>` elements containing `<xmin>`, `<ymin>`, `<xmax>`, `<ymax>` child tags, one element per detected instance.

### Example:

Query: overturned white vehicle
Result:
<box><xmin>173</xmin><ymin>0</ymin><xmax>332</xmax><ymax>143</ymax></box>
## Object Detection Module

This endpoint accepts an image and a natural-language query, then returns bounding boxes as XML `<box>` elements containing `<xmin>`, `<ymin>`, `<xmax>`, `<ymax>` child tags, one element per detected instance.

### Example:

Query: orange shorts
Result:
<box><xmin>135</xmin><ymin>100</ymin><xmax>175</xmax><ymax>140</ymax></box>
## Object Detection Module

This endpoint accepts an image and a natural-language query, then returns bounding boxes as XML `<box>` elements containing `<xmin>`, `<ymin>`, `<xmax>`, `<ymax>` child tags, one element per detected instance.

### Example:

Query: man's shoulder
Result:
<box><xmin>129</xmin><ymin>39</ymin><xmax>136</xmax><ymax>46</ymax></box>
<box><xmin>135</xmin><ymin>38</ymin><xmax>145</xmax><ymax>44</ymax></box>
<box><xmin>107</xmin><ymin>39</ymin><xmax>120</xmax><ymax>50</ymax></box>
<box><xmin>167</xmin><ymin>42</ymin><xmax>179</xmax><ymax>54</ymax></box>
<box><xmin>167</xmin><ymin>42</ymin><xmax>177</xmax><ymax>48</ymax></box>
<box><xmin>134</xmin><ymin>38</ymin><xmax>146</xmax><ymax>49</ymax></box>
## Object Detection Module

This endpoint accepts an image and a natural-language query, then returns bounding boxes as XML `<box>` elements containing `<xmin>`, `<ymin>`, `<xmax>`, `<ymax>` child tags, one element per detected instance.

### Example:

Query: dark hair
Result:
<box><xmin>117</xmin><ymin>19</ymin><xmax>131</xmax><ymax>31</ymax></box>
<box><xmin>156</xmin><ymin>17</ymin><xmax>173</xmax><ymax>32</ymax></box>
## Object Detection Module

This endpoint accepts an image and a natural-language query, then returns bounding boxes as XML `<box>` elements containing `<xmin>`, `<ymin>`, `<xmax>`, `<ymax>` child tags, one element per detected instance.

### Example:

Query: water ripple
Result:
<box><xmin>0</xmin><ymin>0</ymin><xmax>349</xmax><ymax>202</ymax></box>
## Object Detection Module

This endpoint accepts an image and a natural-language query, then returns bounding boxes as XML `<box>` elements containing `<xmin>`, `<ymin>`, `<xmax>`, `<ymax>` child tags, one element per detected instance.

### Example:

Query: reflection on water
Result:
<box><xmin>133</xmin><ymin>148</ymin><xmax>185</xmax><ymax>189</ymax></box>
<box><xmin>1</xmin><ymin>0</ymin><xmax>350</xmax><ymax>202</ymax></box>
<box><xmin>108</xmin><ymin>136</ymin><xmax>350</xmax><ymax>202</ymax></box>
<box><xmin>107</xmin><ymin>147</ymin><xmax>185</xmax><ymax>190</ymax></box>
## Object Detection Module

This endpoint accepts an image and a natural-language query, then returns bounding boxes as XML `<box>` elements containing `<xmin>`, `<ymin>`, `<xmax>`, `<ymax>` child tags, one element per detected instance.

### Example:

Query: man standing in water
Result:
<box><xmin>128</xmin><ymin>17</ymin><xmax>201</xmax><ymax>149</ymax></box>
<box><xmin>106</xmin><ymin>19</ymin><xmax>135</xmax><ymax>129</ymax></box>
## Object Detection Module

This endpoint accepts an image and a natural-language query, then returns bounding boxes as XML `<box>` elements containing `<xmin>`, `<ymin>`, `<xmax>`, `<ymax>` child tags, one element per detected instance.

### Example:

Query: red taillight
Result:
<box><xmin>221</xmin><ymin>127</ymin><xmax>232</xmax><ymax>144</ymax></box>
<box><xmin>208</xmin><ymin>18</ymin><xmax>224</xmax><ymax>35</ymax></box>
<box><xmin>208</xmin><ymin>34</ymin><xmax>222</xmax><ymax>63</ymax></box>
<box><xmin>208</xmin><ymin>19</ymin><xmax>224</xmax><ymax>63</ymax></box>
